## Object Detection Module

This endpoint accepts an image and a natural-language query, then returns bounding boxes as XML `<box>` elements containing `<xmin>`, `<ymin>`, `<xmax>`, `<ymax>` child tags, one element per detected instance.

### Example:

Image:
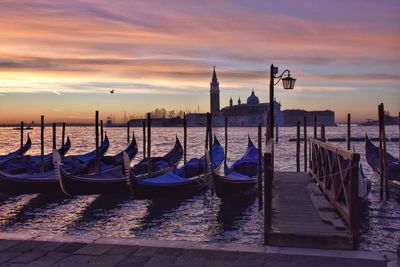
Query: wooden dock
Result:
<box><xmin>263</xmin><ymin>138</ymin><xmax>361</xmax><ymax>250</ymax></box>
<box><xmin>268</xmin><ymin>172</ymin><xmax>353</xmax><ymax>250</ymax></box>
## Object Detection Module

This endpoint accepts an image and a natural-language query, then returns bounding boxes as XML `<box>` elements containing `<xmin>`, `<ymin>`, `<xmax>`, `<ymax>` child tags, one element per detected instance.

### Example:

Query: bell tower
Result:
<box><xmin>210</xmin><ymin>66</ymin><xmax>220</xmax><ymax>116</ymax></box>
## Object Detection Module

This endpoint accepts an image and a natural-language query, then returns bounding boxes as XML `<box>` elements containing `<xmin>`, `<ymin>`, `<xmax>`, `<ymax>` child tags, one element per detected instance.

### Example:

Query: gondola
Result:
<box><xmin>365</xmin><ymin>134</ymin><xmax>399</xmax><ymax>181</ymax></box>
<box><xmin>131</xmin><ymin>136</ymin><xmax>183</xmax><ymax>178</ymax></box>
<box><xmin>128</xmin><ymin>137</ymin><xmax>224</xmax><ymax>199</ymax></box>
<box><xmin>211</xmin><ymin>137</ymin><xmax>261</xmax><ymax>198</ymax></box>
<box><xmin>1</xmin><ymin>137</ymin><xmax>71</xmax><ymax>173</ymax></box>
<box><xmin>56</xmin><ymin>135</ymin><xmax>182</xmax><ymax>196</ymax></box>
<box><xmin>0</xmin><ymin>135</ymin><xmax>32</xmax><ymax>164</ymax></box>
<box><xmin>0</xmin><ymin>135</ymin><xmax>109</xmax><ymax>195</ymax></box>
<box><xmin>365</xmin><ymin>134</ymin><xmax>400</xmax><ymax>202</ymax></box>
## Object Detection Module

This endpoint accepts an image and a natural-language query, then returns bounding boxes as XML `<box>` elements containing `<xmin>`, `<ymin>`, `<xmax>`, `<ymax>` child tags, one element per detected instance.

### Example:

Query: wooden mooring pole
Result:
<box><xmin>263</xmin><ymin>152</ymin><xmax>272</xmax><ymax>245</ymax></box>
<box><xmin>100</xmin><ymin>120</ymin><xmax>104</xmax><ymax>143</ymax></box>
<box><xmin>379</xmin><ymin>104</ymin><xmax>389</xmax><ymax>200</ymax></box>
<box><xmin>275</xmin><ymin>124</ymin><xmax>279</xmax><ymax>143</ymax></box>
<box><xmin>321</xmin><ymin>124</ymin><xmax>326</xmax><ymax>142</ymax></box>
<box><xmin>296</xmin><ymin>121</ymin><xmax>300</xmax><ymax>172</ymax></box>
<box><xmin>224</xmin><ymin>117</ymin><xmax>228</xmax><ymax>166</ymax></box>
<box><xmin>40</xmin><ymin>115</ymin><xmax>44</xmax><ymax>173</ymax></box>
<box><xmin>313</xmin><ymin>115</ymin><xmax>317</xmax><ymax>139</ymax></box>
<box><xmin>258</xmin><ymin>123</ymin><xmax>263</xmax><ymax>211</ymax></box>
<box><xmin>20</xmin><ymin>121</ymin><xmax>24</xmax><ymax>155</ymax></box>
<box><xmin>95</xmin><ymin>111</ymin><xmax>99</xmax><ymax>173</ymax></box>
<box><xmin>208</xmin><ymin>113</ymin><xmax>213</xmax><ymax>162</ymax></box>
<box><xmin>183</xmin><ymin>113</ymin><xmax>187</xmax><ymax>164</ymax></box>
<box><xmin>347</xmin><ymin>113</ymin><xmax>351</xmax><ymax>151</ymax></box>
<box><xmin>127</xmin><ymin>121</ymin><xmax>130</xmax><ymax>143</ymax></box>
<box><xmin>52</xmin><ymin>123</ymin><xmax>56</xmax><ymax>149</ymax></box>
<box><xmin>266</xmin><ymin>110</ymin><xmax>270</xmax><ymax>145</ymax></box>
<box><xmin>304</xmin><ymin>117</ymin><xmax>307</xmax><ymax>172</ymax></box>
<box><xmin>147</xmin><ymin>113</ymin><xmax>152</xmax><ymax>177</ymax></box>
<box><xmin>142</xmin><ymin>121</ymin><xmax>146</xmax><ymax>159</ymax></box>
<box><xmin>62</xmin><ymin>123</ymin><xmax>65</xmax><ymax>154</ymax></box>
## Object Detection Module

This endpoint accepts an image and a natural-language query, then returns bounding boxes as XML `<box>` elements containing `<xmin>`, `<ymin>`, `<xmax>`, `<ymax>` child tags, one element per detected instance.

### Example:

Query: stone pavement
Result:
<box><xmin>0</xmin><ymin>233</ymin><xmax>390</xmax><ymax>267</ymax></box>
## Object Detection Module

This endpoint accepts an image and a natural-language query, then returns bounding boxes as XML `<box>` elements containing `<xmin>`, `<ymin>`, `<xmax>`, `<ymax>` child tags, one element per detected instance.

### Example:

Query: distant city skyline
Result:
<box><xmin>0</xmin><ymin>0</ymin><xmax>399</xmax><ymax>123</ymax></box>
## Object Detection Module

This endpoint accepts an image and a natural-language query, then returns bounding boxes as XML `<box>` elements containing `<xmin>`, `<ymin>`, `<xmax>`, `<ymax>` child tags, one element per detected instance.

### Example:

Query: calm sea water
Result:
<box><xmin>0</xmin><ymin>126</ymin><xmax>398</xmax><ymax>252</ymax></box>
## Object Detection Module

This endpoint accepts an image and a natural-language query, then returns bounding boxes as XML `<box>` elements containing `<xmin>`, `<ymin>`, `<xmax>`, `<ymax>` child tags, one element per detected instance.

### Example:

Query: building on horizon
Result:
<box><xmin>282</xmin><ymin>109</ymin><xmax>335</xmax><ymax>126</ymax></box>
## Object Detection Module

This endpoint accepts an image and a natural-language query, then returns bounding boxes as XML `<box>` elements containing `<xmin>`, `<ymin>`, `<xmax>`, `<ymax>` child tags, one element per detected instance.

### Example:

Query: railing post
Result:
<box><xmin>313</xmin><ymin>115</ymin><xmax>317</xmax><ymax>139</ymax></box>
<box><xmin>321</xmin><ymin>124</ymin><xmax>326</xmax><ymax>142</ymax></box>
<box><xmin>350</xmin><ymin>153</ymin><xmax>360</xmax><ymax>248</ymax></box>
<box><xmin>263</xmin><ymin>152</ymin><xmax>272</xmax><ymax>245</ymax></box>
<box><xmin>296</xmin><ymin>121</ymin><xmax>300</xmax><ymax>172</ymax></box>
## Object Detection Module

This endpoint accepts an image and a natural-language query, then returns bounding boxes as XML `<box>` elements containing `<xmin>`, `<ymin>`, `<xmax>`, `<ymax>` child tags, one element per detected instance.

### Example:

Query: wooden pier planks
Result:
<box><xmin>269</xmin><ymin>172</ymin><xmax>354</xmax><ymax>250</ymax></box>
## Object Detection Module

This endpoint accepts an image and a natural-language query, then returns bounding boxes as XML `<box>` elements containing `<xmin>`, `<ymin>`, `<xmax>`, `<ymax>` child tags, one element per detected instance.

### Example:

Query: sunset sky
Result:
<box><xmin>0</xmin><ymin>0</ymin><xmax>399</xmax><ymax>123</ymax></box>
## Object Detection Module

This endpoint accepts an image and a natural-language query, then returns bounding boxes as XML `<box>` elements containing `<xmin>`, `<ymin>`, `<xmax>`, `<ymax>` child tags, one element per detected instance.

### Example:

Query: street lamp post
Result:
<box><xmin>268</xmin><ymin>64</ymin><xmax>296</xmax><ymax>139</ymax></box>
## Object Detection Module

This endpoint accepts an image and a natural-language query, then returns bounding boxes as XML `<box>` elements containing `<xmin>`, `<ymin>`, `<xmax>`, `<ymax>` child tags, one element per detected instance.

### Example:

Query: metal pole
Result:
<box><xmin>269</xmin><ymin>64</ymin><xmax>275</xmax><ymax>139</ymax></box>
<box><xmin>264</xmin><ymin>153</ymin><xmax>272</xmax><ymax>245</ymax></box>
<box><xmin>347</xmin><ymin>113</ymin><xmax>351</xmax><ymax>151</ymax></box>
<box><xmin>183</xmin><ymin>113</ymin><xmax>187</xmax><ymax>164</ymax></box>
<box><xmin>304</xmin><ymin>116</ymin><xmax>307</xmax><ymax>172</ymax></box>
<box><xmin>52</xmin><ymin>123</ymin><xmax>56</xmax><ymax>149</ymax></box>
<box><xmin>296</xmin><ymin>121</ymin><xmax>300</xmax><ymax>172</ymax></box>
<box><xmin>258</xmin><ymin>123</ymin><xmax>263</xmax><ymax>211</ymax></box>
<box><xmin>40</xmin><ymin>115</ymin><xmax>44</xmax><ymax>173</ymax></box>
<box><xmin>147</xmin><ymin>113</ymin><xmax>151</xmax><ymax>177</ymax></box>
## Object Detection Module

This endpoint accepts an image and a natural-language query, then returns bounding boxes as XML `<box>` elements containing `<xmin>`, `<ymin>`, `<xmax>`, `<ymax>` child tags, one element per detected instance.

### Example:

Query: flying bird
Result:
<box><xmin>110</xmin><ymin>89</ymin><xmax>115</xmax><ymax>94</ymax></box>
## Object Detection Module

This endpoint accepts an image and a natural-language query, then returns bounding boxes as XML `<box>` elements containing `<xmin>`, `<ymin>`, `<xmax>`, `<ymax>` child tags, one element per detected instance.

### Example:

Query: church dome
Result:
<box><xmin>247</xmin><ymin>90</ymin><xmax>259</xmax><ymax>105</ymax></box>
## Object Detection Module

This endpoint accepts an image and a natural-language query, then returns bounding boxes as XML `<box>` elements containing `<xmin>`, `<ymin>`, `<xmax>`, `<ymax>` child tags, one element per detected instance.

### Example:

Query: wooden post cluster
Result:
<box><xmin>263</xmin><ymin>152</ymin><xmax>273</xmax><ymax>245</ymax></box>
<box><xmin>183</xmin><ymin>113</ymin><xmax>187</xmax><ymax>164</ymax></box>
<box><xmin>304</xmin><ymin>117</ymin><xmax>307</xmax><ymax>172</ymax></box>
<box><xmin>378</xmin><ymin>103</ymin><xmax>388</xmax><ymax>200</ymax></box>
<box><xmin>147</xmin><ymin>113</ymin><xmax>152</xmax><ymax>177</ymax></box>
<box><xmin>258</xmin><ymin>123</ymin><xmax>263</xmax><ymax>211</ymax></box>
<box><xmin>142</xmin><ymin>121</ymin><xmax>146</xmax><ymax>159</ymax></box>
<box><xmin>20</xmin><ymin>121</ymin><xmax>24</xmax><ymax>155</ymax></box>
<box><xmin>347</xmin><ymin>113</ymin><xmax>351</xmax><ymax>151</ymax></box>
<box><xmin>296</xmin><ymin>121</ymin><xmax>300</xmax><ymax>172</ymax></box>
<box><xmin>40</xmin><ymin>115</ymin><xmax>44</xmax><ymax>173</ymax></box>
<box><xmin>321</xmin><ymin>124</ymin><xmax>326</xmax><ymax>142</ymax></box>
<box><xmin>52</xmin><ymin>123</ymin><xmax>56</xmax><ymax>149</ymax></box>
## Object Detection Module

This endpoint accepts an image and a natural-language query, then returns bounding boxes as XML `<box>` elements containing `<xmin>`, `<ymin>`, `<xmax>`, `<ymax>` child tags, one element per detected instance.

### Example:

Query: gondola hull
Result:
<box><xmin>0</xmin><ymin>171</ymin><xmax>61</xmax><ymax>195</ymax></box>
<box><xmin>130</xmin><ymin>173</ymin><xmax>211</xmax><ymax>199</ymax></box>
<box><xmin>387</xmin><ymin>180</ymin><xmax>400</xmax><ymax>203</ymax></box>
<box><xmin>59</xmin><ymin>168</ymin><xmax>130</xmax><ymax>195</ymax></box>
<box><xmin>212</xmin><ymin>173</ymin><xmax>257</xmax><ymax>198</ymax></box>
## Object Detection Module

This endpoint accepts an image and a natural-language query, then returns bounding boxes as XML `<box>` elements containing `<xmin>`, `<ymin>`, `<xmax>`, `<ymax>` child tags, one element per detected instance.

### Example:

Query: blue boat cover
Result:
<box><xmin>137</xmin><ymin>138</ymin><xmax>224</xmax><ymax>185</ymax></box>
<box><xmin>225</xmin><ymin>138</ymin><xmax>261</xmax><ymax>178</ymax></box>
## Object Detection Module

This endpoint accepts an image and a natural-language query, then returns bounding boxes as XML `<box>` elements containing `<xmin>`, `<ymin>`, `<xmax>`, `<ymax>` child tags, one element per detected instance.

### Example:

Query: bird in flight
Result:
<box><xmin>110</xmin><ymin>89</ymin><xmax>115</xmax><ymax>94</ymax></box>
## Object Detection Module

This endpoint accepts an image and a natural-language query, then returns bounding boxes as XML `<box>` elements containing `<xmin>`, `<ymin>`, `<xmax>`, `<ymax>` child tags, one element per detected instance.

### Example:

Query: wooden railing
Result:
<box><xmin>309</xmin><ymin>138</ymin><xmax>360</xmax><ymax>244</ymax></box>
